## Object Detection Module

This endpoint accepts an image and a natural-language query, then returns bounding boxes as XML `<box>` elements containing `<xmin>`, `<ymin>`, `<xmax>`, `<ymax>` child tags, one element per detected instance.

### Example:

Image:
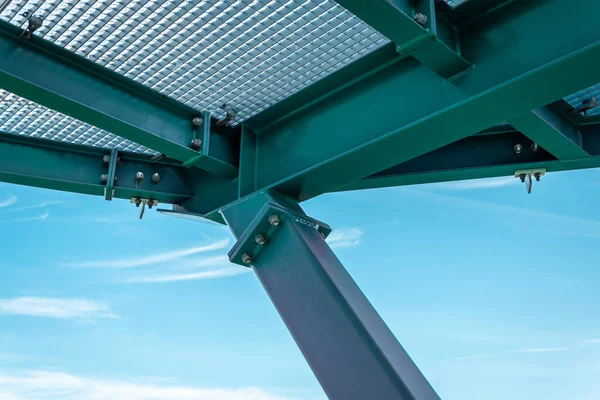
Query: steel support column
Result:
<box><xmin>221</xmin><ymin>193</ymin><xmax>439</xmax><ymax>400</ymax></box>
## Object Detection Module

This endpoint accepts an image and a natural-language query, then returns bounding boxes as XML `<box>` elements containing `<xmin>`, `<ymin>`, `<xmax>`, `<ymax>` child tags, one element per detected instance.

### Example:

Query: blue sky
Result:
<box><xmin>0</xmin><ymin>168</ymin><xmax>600</xmax><ymax>400</ymax></box>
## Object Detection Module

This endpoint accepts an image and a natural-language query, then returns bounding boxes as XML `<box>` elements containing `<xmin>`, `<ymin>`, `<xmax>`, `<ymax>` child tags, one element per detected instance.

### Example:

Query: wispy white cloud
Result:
<box><xmin>0</xmin><ymin>210</ymin><xmax>50</xmax><ymax>224</ymax></box>
<box><xmin>0</xmin><ymin>297</ymin><xmax>116</xmax><ymax>319</ymax></box>
<box><xmin>0</xmin><ymin>195</ymin><xmax>17</xmax><ymax>208</ymax></box>
<box><xmin>126</xmin><ymin>267</ymin><xmax>249</xmax><ymax>283</ymax></box>
<box><xmin>64</xmin><ymin>239</ymin><xmax>230</xmax><ymax>268</ymax></box>
<box><xmin>430</xmin><ymin>177</ymin><xmax>519</xmax><ymax>191</ymax></box>
<box><xmin>173</xmin><ymin>255</ymin><xmax>230</xmax><ymax>270</ymax></box>
<box><xmin>0</xmin><ymin>370</ymin><xmax>295</xmax><ymax>400</ymax></box>
<box><xmin>512</xmin><ymin>347</ymin><xmax>571</xmax><ymax>354</ymax></box>
<box><xmin>327</xmin><ymin>228</ymin><xmax>363</xmax><ymax>249</ymax></box>
<box><xmin>583</xmin><ymin>338</ymin><xmax>600</xmax><ymax>343</ymax></box>
<box><xmin>0</xmin><ymin>201</ymin><xmax>62</xmax><ymax>214</ymax></box>
<box><xmin>450</xmin><ymin>346</ymin><xmax>577</xmax><ymax>362</ymax></box>
<box><xmin>400</xmin><ymin>187</ymin><xmax>600</xmax><ymax>238</ymax></box>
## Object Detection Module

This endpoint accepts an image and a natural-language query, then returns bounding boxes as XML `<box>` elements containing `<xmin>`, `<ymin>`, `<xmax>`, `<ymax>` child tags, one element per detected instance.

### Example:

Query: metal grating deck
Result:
<box><xmin>0</xmin><ymin>0</ymin><xmax>389</xmax><ymax>152</ymax></box>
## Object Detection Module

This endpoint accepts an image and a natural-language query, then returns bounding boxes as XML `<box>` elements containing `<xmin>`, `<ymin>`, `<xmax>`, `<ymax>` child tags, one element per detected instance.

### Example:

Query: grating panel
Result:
<box><xmin>564</xmin><ymin>83</ymin><xmax>600</xmax><ymax>117</ymax></box>
<box><xmin>0</xmin><ymin>0</ymin><xmax>388</xmax><ymax>151</ymax></box>
<box><xmin>0</xmin><ymin>89</ymin><xmax>155</xmax><ymax>153</ymax></box>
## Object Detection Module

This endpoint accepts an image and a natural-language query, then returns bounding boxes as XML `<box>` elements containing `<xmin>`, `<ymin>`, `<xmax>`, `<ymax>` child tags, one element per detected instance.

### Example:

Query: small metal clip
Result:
<box><xmin>20</xmin><ymin>11</ymin><xmax>43</xmax><ymax>40</ymax></box>
<box><xmin>215</xmin><ymin>104</ymin><xmax>236</xmax><ymax>127</ymax></box>
<box><xmin>514</xmin><ymin>168</ymin><xmax>546</xmax><ymax>194</ymax></box>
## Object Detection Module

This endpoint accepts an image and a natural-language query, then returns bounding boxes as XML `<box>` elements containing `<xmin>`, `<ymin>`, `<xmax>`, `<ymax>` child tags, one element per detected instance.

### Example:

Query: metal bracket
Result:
<box><xmin>130</xmin><ymin>197</ymin><xmax>158</xmax><ymax>219</ymax></box>
<box><xmin>227</xmin><ymin>201</ymin><xmax>331</xmax><ymax>267</ymax></box>
<box><xmin>515</xmin><ymin>168</ymin><xmax>546</xmax><ymax>194</ymax></box>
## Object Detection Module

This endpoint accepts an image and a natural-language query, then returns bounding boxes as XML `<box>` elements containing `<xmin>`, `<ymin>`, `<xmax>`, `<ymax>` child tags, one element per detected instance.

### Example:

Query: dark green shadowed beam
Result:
<box><xmin>0</xmin><ymin>20</ymin><xmax>238</xmax><ymax>178</ymax></box>
<box><xmin>337</xmin><ymin>124</ymin><xmax>600</xmax><ymax>191</ymax></box>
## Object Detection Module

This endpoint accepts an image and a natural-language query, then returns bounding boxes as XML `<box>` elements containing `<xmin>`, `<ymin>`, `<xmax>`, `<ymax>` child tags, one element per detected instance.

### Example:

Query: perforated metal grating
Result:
<box><xmin>564</xmin><ymin>83</ymin><xmax>600</xmax><ymax>117</ymax></box>
<box><xmin>0</xmin><ymin>0</ymin><xmax>390</xmax><ymax>152</ymax></box>
<box><xmin>0</xmin><ymin>89</ymin><xmax>155</xmax><ymax>153</ymax></box>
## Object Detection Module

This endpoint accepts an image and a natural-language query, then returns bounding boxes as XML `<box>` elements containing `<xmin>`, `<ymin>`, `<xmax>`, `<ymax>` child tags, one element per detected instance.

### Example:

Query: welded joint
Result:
<box><xmin>228</xmin><ymin>202</ymin><xmax>331</xmax><ymax>267</ymax></box>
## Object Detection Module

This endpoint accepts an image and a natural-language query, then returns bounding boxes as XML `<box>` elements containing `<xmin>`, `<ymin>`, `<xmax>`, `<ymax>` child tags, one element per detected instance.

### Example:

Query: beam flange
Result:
<box><xmin>509</xmin><ymin>107</ymin><xmax>589</xmax><ymax>161</ymax></box>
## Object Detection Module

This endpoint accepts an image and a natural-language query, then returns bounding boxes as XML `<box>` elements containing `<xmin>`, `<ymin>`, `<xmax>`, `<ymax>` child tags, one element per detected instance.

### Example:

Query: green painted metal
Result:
<box><xmin>246</xmin><ymin>0</ymin><xmax>600</xmax><ymax>201</ymax></box>
<box><xmin>0</xmin><ymin>20</ymin><xmax>237</xmax><ymax>177</ymax></box>
<box><xmin>335</xmin><ymin>0</ymin><xmax>470</xmax><ymax>78</ymax></box>
<box><xmin>104</xmin><ymin>148</ymin><xmax>118</xmax><ymax>201</ymax></box>
<box><xmin>337</xmin><ymin>126</ymin><xmax>600</xmax><ymax>191</ymax></box>
<box><xmin>238</xmin><ymin>125</ymin><xmax>258</xmax><ymax>199</ymax></box>
<box><xmin>0</xmin><ymin>0</ymin><xmax>598</xmax><ymax>222</ymax></box>
<box><xmin>182</xmin><ymin>112</ymin><xmax>239</xmax><ymax>178</ymax></box>
<box><xmin>221</xmin><ymin>192</ymin><xmax>439</xmax><ymax>400</ymax></box>
<box><xmin>0</xmin><ymin>131</ymin><xmax>192</xmax><ymax>204</ymax></box>
<box><xmin>510</xmin><ymin>106</ymin><xmax>590</xmax><ymax>161</ymax></box>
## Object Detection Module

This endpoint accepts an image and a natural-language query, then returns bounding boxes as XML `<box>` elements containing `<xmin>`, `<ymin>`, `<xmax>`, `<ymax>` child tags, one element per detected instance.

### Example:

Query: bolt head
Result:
<box><xmin>255</xmin><ymin>234</ymin><xmax>266</xmax><ymax>245</ymax></box>
<box><xmin>531</xmin><ymin>143</ymin><xmax>539</xmax><ymax>152</ymax></box>
<box><xmin>102</xmin><ymin>155</ymin><xmax>110</xmax><ymax>164</ymax></box>
<box><xmin>148</xmin><ymin>200</ymin><xmax>154</xmax><ymax>209</ymax></box>
<box><xmin>192</xmin><ymin>117</ymin><xmax>203</xmax><ymax>127</ymax></box>
<box><xmin>268</xmin><ymin>215</ymin><xmax>280</xmax><ymax>227</ymax></box>
<box><xmin>514</xmin><ymin>144</ymin><xmax>523</xmax><ymax>154</ymax></box>
<box><xmin>241</xmin><ymin>253</ymin><xmax>253</xmax><ymax>265</ymax></box>
<box><xmin>135</xmin><ymin>171</ymin><xmax>144</xmax><ymax>182</ymax></box>
<box><xmin>135</xmin><ymin>198</ymin><xmax>141</xmax><ymax>207</ymax></box>
<box><xmin>190</xmin><ymin>138</ymin><xmax>202</xmax><ymax>149</ymax></box>
<box><xmin>534</xmin><ymin>172</ymin><xmax>541</xmax><ymax>182</ymax></box>
<box><xmin>151</xmin><ymin>172</ymin><xmax>160</xmax><ymax>183</ymax></box>
<box><xmin>100</xmin><ymin>174</ymin><xmax>108</xmax><ymax>183</ymax></box>
<box><xmin>413</xmin><ymin>13</ymin><xmax>428</xmax><ymax>27</ymax></box>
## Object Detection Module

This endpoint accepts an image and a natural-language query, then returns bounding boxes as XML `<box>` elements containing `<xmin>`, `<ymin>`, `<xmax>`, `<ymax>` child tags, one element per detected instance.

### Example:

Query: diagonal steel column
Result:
<box><xmin>222</xmin><ymin>193</ymin><xmax>439</xmax><ymax>400</ymax></box>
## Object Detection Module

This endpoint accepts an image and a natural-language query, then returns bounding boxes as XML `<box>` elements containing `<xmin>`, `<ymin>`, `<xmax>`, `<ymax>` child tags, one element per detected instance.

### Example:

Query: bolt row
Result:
<box><xmin>241</xmin><ymin>215</ymin><xmax>280</xmax><ymax>265</ymax></box>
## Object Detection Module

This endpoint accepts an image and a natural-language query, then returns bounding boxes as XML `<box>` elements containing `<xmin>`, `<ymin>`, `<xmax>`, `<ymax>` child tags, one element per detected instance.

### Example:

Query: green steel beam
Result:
<box><xmin>438</xmin><ymin>0</ymin><xmax>515</xmax><ymax>28</ymax></box>
<box><xmin>510</xmin><ymin>106</ymin><xmax>590</xmax><ymax>161</ymax></box>
<box><xmin>335</xmin><ymin>0</ymin><xmax>470</xmax><ymax>78</ymax></box>
<box><xmin>0</xmin><ymin>20</ymin><xmax>238</xmax><ymax>177</ymax></box>
<box><xmin>0</xmin><ymin>132</ymin><xmax>192</xmax><ymax>204</ymax></box>
<box><xmin>245</xmin><ymin>0</ymin><xmax>600</xmax><ymax>202</ymax></box>
<box><xmin>337</xmin><ymin>125</ymin><xmax>600</xmax><ymax>191</ymax></box>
